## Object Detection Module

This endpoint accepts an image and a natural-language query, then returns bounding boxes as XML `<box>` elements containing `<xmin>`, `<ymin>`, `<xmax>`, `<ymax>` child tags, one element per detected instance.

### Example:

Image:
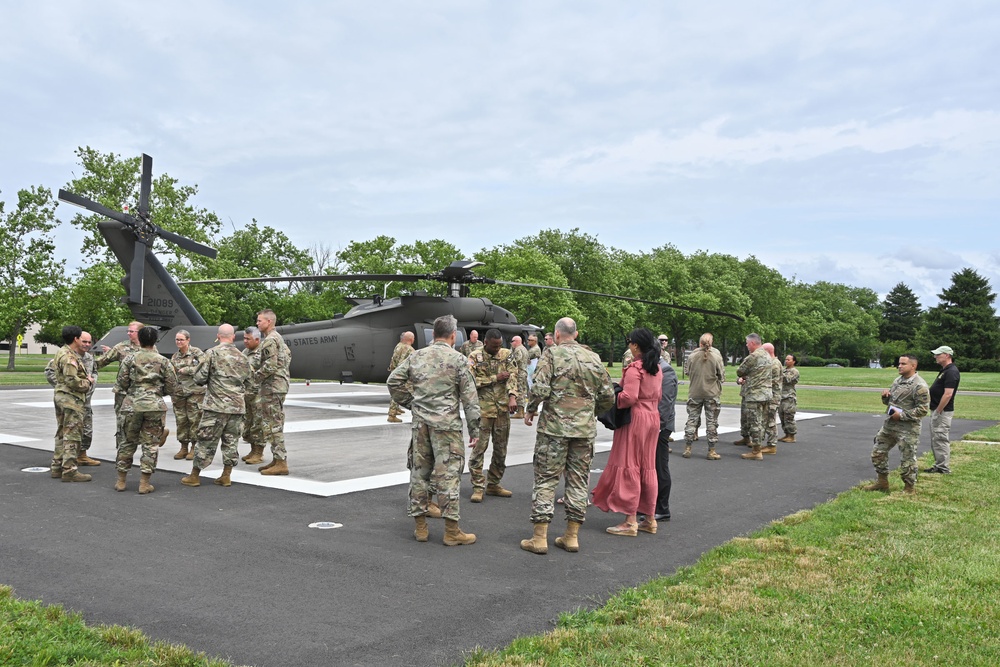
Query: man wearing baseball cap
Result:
<box><xmin>926</xmin><ymin>345</ymin><xmax>960</xmax><ymax>474</ymax></box>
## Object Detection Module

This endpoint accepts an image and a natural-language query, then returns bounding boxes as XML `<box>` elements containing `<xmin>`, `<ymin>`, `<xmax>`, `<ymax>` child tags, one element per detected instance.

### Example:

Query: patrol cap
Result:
<box><xmin>931</xmin><ymin>345</ymin><xmax>954</xmax><ymax>356</ymax></box>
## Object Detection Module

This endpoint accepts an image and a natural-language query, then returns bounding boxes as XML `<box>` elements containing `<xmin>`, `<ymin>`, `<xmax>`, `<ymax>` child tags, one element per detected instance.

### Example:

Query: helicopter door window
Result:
<box><xmin>453</xmin><ymin>330</ymin><xmax>467</xmax><ymax>349</ymax></box>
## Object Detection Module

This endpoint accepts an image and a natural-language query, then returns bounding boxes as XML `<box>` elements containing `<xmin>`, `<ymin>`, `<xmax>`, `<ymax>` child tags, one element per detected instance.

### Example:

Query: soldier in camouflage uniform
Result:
<box><xmin>458</xmin><ymin>329</ymin><xmax>483</xmax><ymax>358</ymax></box>
<box><xmin>240</xmin><ymin>327</ymin><xmax>267</xmax><ymax>464</ymax></box>
<box><xmin>118</xmin><ymin>327</ymin><xmax>179</xmax><ymax>494</ymax></box>
<box><xmin>254</xmin><ymin>309</ymin><xmax>292</xmax><ymax>476</ymax></box>
<box><xmin>736</xmin><ymin>333</ymin><xmax>773</xmax><ymax>461</ymax></box>
<box><xmin>761</xmin><ymin>343</ymin><xmax>783</xmax><ymax>454</ymax></box>
<box><xmin>468</xmin><ymin>329</ymin><xmax>519</xmax><ymax>502</ymax></box>
<box><xmin>95</xmin><ymin>321</ymin><xmax>143</xmax><ymax>453</ymax></box>
<box><xmin>621</xmin><ymin>346</ymin><xmax>634</xmax><ymax>367</ymax></box>
<box><xmin>520</xmin><ymin>317</ymin><xmax>615</xmax><ymax>555</ymax></box>
<box><xmin>509</xmin><ymin>336</ymin><xmax>529</xmax><ymax>419</ymax></box>
<box><xmin>388</xmin><ymin>315</ymin><xmax>480</xmax><ymax>546</ymax></box>
<box><xmin>778</xmin><ymin>354</ymin><xmax>800</xmax><ymax>442</ymax></box>
<box><xmin>526</xmin><ymin>334</ymin><xmax>542</xmax><ymax>388</ymax></box>
<box><xmin>181</xmin><ymin>324</ymin><xmax>252</xmax><ymax>488</ymax></box>
<box><xmin>387</xmin><ymin>331</ymin><xmax>415</xmax><ymax>423</ymax></box>
<box><xmin>49</xmin><ymin>326</ymin><xmax>95</xmax><ymax>482</ymax></box>
<box><xmin>684</xmin><ymin>333</ymin><xmax>725</xmax><ymax>459</ymax></box>
<box><xmin>657</xmin><ymin>334</ymin><xmax>672</xmax><ymax>364</ymax></box>
<box><xmin>169</xmin><ymin>330</ymin><xmax>206</xmax><ymax>461</ymax></box>
<box><xmin>45</xmin><ymin>331</ymin><xmax>100</xmax><ymax>466</ymax></box>
<box><xmin>864</xmin><ymin>354</ymin><xmax>929</xmax><ymax>494</ymax></box>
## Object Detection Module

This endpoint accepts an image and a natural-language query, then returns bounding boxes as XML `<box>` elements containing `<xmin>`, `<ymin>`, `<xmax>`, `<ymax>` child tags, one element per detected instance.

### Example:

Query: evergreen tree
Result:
<box><xmin>879</xmin><ymin>282</ymin><xmax>922</xmax><ymax>343</ymax></box>
<box><xmin>919</xmin><ymin>268</ymin><xmax>1000</xmax><ymax>361</ymax></box>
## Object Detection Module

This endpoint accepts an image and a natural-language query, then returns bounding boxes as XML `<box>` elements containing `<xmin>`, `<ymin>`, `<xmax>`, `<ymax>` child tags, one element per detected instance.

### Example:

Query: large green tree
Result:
<box><xmin>918</xmin><ymin>268</ymin><xmax>1000</xmax><ymax>362</ymax></box>
<box><xmin>879</xmin><ymin>282</ymin><xmax>922</xmax><ymax>343</ymax></box>
<box><xmin>0</xmin><ymin>186</ymin><xmax>65</xmax><ymax>369</ymax></box>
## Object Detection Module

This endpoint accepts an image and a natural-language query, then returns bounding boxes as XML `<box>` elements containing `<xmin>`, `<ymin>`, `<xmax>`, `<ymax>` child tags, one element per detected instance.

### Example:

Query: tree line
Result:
<box><xmin>3</xmin><ymin>147</ymin><xmax>998</xmax><ymax>371</ymax></box>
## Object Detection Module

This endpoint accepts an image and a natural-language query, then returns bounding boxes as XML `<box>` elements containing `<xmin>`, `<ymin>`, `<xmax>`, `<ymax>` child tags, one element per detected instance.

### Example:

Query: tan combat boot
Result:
<box><xmin>138</xmin><ymin>472</ymin><xmax>155</xmax><ymax>494</ymax></box>
<box><xmin>115</xmin><ymin>470</ymin><xmax>127</xmax><ymax>492</ymax></box>
<box><xmin>778</xmin><ymin>434</ymin><xmax>796</xmax><ymax>443</ymax></box>
<box><xmin>258</xmin><ymin>457</ymin><xmax>276</xmax><ymax>472</ymax></box>
<box><xmin>387</xmin><ymin>415</ymin><xmax>403</xmax><ymax>423</ymax></box>
<box><xmin>50</xmin><ymin>467</ymin><xmax>62</xmax><ymax>479</ymax></box>
<box><xmin>214</xmin><ymin>465</ymin><xmax>233</xmax><ymax>487</ymax></box>
<box><xmin>443</xmin><ymin>519</ymin><xmax>476</xmax><ymax>546</ymax></box>
<box><xmin>61</xmin><ymin>469</ymin><xmax>92</xmax><ymax>482</ymax></box>
<box><xmin>426</xmin><ymin>501</ymin><xmax>442</xmax><ymax>518</ymax></box>
<box><xmin>181</xmin><ymin>467</ymin><xmax>201</xmax><ymax>487</ymax></box>
<box><xmin>683</xmin><ymin>445</ymin><xmax>692</xmax><ymax>458</ymax></box>
<box><xmin>760</xmin><ymin>445</ymin><xmax>777</xmax><ymax>455</ymax></box>
<box><xmin>555</xmin><ymin>520</ymin><xmax>582</xmax><ymax>553</ymax></box>
<box><xmin>470</xmin><ymin>488</ymin><xmax>484</xmax><ymax>503</ymax></box>
<box><xmin>903</xmin><ymin>482</ymin><xmax>916</xmax><ymax>495</ymax></box>
<box><xmin>243</xmin><ymin>445</ymin><xmax>264</xmax><ymax>465</ymax></box>
<box><xmin>414</xmin><ymin>516</ymin><xmax>429</xmax><ymax>542</ymax></box>
<box><xmin>707</xmin><ymin>448</ymin><xmax>721</xmax><ymax>460</ymax></box>
<box><xmin>863</xmin><ymin>473</ymin><xmax>889</xmax><ymax>491</ymax></box>
<box><xmin>519</xmin><ymin>523</ymin><xmax>548</xmax><ymax>554</ymax></box>
<box><xmin>78</xmin><ymin>452</ymin><xmax>101</xmax><ymax>466</ymax></box>
<box><xmin>173</xmin><ymin>443</ymin><xmax>188</xmax><ymax>460</ymax></box>
<box><xmin>741</xmin><ymin>445</ymin><xmax>763</xmax><ymax>461</ymax></box>
<box><xmin>157</xmin><ymin>428</ymin><xmax>170</xmax><ymax>447</ymax></box>
<box><xmin>485</xmin><ymin>483</ymin><xmax>512</xmax><ymax>498</ymax></box>
<box><xmin>261</xmin><ymin>459</ymin><xmax>289</xmax><ymax>476</ymax></box>
<box><xmin>733</xmin><ymin>437</ymin><xmax>748</xmax><ymax>446</ymax></box>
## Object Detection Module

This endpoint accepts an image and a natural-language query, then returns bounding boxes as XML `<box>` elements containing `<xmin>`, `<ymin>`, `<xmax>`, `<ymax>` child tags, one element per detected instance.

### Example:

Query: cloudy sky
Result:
<box><xmin>2</xmin><ymin>1</ymin><xmax>998</xmax><ymax>310</ymax></box>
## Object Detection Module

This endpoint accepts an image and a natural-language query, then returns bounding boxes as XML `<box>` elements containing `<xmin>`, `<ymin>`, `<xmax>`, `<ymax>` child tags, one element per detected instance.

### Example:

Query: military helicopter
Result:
<box><xmin>59</xmin><ymin>153</ymin><xmax>743</xmax><ymax>384</ymax></box>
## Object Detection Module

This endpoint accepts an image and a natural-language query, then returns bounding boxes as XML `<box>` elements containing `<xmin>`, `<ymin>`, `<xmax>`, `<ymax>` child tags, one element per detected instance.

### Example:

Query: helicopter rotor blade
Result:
<box><xmin>155</xmin><ymin>226</ymin><xmax>218</xmax><ymax>259</ymax></box>
<box><xmin>58</xmin><ymin>189</ymin><xmax>138</xmax><ymax>228</ymax></box>
<box><xmin>487</xmin><ymin>279</ymin><xmax>745</xmax><ymax>321</ymax></box>
<box><xmin>129</xmin><ymin>240</ymin><xmax>147</xmax><ymax>303</ymax></box>
<box><xmin>178</xmin><ymin>274</ymin><xmax>430</xmax><ymax>285</ymax></box>
<box><xmin>138</xmin><ymin>153</ymin><xmax>152</xmax><ymax>217</ymax></box>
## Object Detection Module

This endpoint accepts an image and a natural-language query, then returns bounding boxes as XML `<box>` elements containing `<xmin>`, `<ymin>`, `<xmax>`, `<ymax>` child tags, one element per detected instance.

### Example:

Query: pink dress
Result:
<box><xmin>592</xmin><ymin>360</ymin><xmax>662</xmax><ymax>517</ymax></box>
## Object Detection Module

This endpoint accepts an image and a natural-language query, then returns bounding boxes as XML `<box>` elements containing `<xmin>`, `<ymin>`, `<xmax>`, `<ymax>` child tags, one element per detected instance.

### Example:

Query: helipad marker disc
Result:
<box><xmin>22</xmin><ymin>467</ymin><xmax>50</xmax><ymax>473</ymax></box>
<box><xmin>308</xmin><ymin>521</ymin><xmax>343</xmax><ymax>530</ymax></box>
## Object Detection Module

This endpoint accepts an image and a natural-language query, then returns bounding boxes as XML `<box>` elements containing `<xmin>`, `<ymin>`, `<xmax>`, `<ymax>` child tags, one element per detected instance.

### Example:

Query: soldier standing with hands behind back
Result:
<box><xmin>388</xmin><ymin>315</ymin><xmax>480</xmax><ymax>546</ymax></box>
<box><xmin>467</xmin><ymin>329</ymin><xmax>518</xmax><ymax>503</ymax></box>
<box><xmin>254</xmin><ymin>309</ymin><xmax>292</xmax><ymax>476</ymax></box>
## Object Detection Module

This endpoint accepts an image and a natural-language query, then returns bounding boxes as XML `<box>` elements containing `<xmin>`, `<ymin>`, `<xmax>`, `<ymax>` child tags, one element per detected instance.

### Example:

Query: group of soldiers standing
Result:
<box><xmin>45</xmin><ymin>309</ymin><xmax>291</xmax><ymax>494</ymax></box>
<box><xmin>387</xmin><ymin>315</ymin><xmax>616</xmax><ymax>552</ymax></box>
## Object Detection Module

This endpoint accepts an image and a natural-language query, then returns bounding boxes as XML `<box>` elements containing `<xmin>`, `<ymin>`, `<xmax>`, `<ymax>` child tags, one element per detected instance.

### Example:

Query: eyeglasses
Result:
<box><xmin>658</xmin><ymin>339</ymin><xmax>668</xmax><ymax>343</ymax></box>
<box><xmin>127</xmin><ymin>329</ymin><xmax>139</xmax><ymax>334</ymax></box>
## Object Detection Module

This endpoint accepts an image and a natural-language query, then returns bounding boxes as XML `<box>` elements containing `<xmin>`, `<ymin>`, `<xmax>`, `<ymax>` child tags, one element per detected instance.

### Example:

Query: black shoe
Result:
<box><xmin>923</xmin><ymin>467</ymin><xmax>942</xmax><ymax>474</ymax></box>
<box><xmin>654</xmin><ymin>513</ymin><xmax>671</xmax><ymax>521</ymax></box>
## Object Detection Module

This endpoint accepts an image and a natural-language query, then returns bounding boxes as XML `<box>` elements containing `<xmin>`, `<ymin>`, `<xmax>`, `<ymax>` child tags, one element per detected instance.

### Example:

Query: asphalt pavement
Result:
<box><xmin>0</xmin><ymin>384</ymin><xmax>991</xmax><ymax>666</ymax></box>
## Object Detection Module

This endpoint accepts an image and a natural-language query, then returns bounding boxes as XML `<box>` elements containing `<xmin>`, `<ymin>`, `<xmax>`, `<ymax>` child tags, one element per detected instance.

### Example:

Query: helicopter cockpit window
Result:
<box><xmin>453</xmin><ymin>329</ymin><xmax>467</xmax><ymax>350</ymax></box>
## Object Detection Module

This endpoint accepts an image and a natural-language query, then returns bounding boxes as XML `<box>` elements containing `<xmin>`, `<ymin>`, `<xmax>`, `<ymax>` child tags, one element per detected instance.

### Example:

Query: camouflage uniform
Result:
<box><xmin>242</xmin><ymin>346</ymin><xmax>264</xmax><ymax>446</ymax></box>
<box><xmin>387</xmin><ymin>341</ymin><xmax>480</xmax><ymax>521</ymax></box>
<box><xmin>118</xmin><ymin>350</ymin><xmax>178</xmax><ymax>475</ymax></box>
<box><xmin>684</xmin><ymin>346</ymin><xmax>725</xmax><ymax>447</ymax></box>
<box><xmin>96</xmin><ymin>340</ymin><xmax>140</xmax><ymax>450</ymax></box>
<box><xmin>765</xmin><ymin>356</ymin><xmax>782</xmax><ymax>446</ymax></box>
<box><xmin>46</xmin><ymin>351</ymin><xmax>96</xmax><ymax>453</ymax></box>
<box><xmin>510</xmin><ymin>343</ymin><xmax>529</xmax><ymax>413</ymax></box>
<box><xmin>736</xmin><ymin>347</ymin><xmax>773</xmax><ymax>447</ymax></box>
<box><xmin>459</xmin><ymin>339</ymin><xmax>483</xmax><ymax>358</ymax></box>
<box><xmin>49</xmin><ymin>345</ymin><xmax>93</xmax><ymax>475</ymax></box>
<box><xmin>468</xmin><ymin>346</ymin><xmax>519</xmax><ymax>492</ymax></box>
<box><xmin>526</xmin><ymin>340</ymin><xmax>615</xmax><ymax>525</ymax></box>
<box><xmin>387</xmin><ymin>340</ymin><xmax>414</xmax><ymax>418</ymax></box>
<box><xmin>170</xmin><ymin>346</ymin><xmax>206</xmax><ymax>447</ymax></box>
<box><xmin>254</xmin><ymin>330</ymin><xmax>291</xmax><ymax>461</ymax></box>
<box><xmin>872</xmin><ymin>373</ymin><xmax>930</xmax><ymax>486</ymax></box>
<box><xmin>738</xmin><ymin>378</ymin><xmax>750</xmax><ymax>439</ymax></box>
<box><xmin>622</xmin><ymin>348</ymin><xmax>633</xmax><ymax>367</ymax></box>
<box><xmin>779</xmin><ymin>366</ymin><xmax>800</xmax><ymax>436</ymax></box>
<box><xmin>527</xmin><ymin>342</ymin><xmax>542</xmax><ymax>387</ymax></box>
<box><xmin>192</xmin><ymin>342</ymin><xmax>251</xmax><ymax>470</ymax></box>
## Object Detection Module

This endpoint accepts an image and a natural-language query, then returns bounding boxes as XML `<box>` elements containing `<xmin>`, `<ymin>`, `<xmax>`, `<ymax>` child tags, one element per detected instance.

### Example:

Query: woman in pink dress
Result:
<box><xmin>592</xmin><ymin>327</ymin><xmax>663</xmax><ymax>536</ymax></box>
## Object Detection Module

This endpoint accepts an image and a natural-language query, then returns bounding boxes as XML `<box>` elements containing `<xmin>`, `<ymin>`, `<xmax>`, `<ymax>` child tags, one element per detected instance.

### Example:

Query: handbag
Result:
<box><xmin>598</xmin><ymin>383</ymin><xmax>632</xmax><ymax>430</ymax></box>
